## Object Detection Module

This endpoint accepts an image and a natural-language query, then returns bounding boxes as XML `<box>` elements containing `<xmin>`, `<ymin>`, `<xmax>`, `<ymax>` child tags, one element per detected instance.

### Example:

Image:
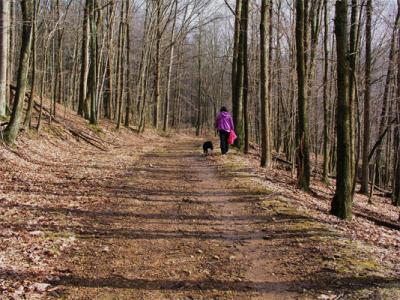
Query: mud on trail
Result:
<box><xmin>51</xmin><ymin>136</ymin><xmax>398</xmax><ymax>300</ymax></box>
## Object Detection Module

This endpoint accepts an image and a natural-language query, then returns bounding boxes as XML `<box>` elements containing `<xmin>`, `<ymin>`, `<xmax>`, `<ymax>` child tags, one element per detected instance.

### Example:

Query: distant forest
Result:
<box><xmin>0</xmin><ymin>0</ymin><xmax>399</xmax><ymax>219</ymax></box>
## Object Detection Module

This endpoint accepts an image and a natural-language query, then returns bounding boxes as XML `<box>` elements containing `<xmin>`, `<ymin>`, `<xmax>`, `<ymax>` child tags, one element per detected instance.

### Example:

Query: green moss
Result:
<box><xmin>288</xmin><ymin>220</ymin><xmax>327</xmax><ymax>231</ymax></box>
<box><xmin>88</xmin><ymin>123</ymin><xmax>104</xmax><ymax>136</ymax></box>
<box><xmin>25</xmin><ymin>128</ymin><xmax>39</xmax><ymax>139</ymax></box>
<box><xmin>45</xmin><ymin>125</ymin><xmax>67</xmax><ymax>138</ymax></box>
<box><xmin>45</xmin><ymin>230</ymin><xmax>75</xmax><ymax>240</ymax></box>
<box><xmin>0</xmin><ymin>115</ymin><xmax>9</xmax><ymax>122</ymax></box>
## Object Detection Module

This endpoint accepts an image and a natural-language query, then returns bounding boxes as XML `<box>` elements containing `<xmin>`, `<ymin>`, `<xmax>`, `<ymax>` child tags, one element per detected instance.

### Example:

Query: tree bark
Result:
<box><xmin>295</xmin><ymin>0</ymin><xmax>311</xmax><ymax>191</ymax></box>
<box><xmin>393</xmin><ymin>0</ymin><xmax>400</xmax><ymax>206</ymax></box>
<box><xmin>331</xmin><ymin>0</ymin><xmax>353</xmax><ymax>220</ymax></box>
<box><xmin>242</xmin><ymin>0</ymin><xmax>249</xmax><ymax>153</ymax></box>
<box><xmin>153</xmin><ymin>0</ymin><xmax>162</xmax><ymax>129</ymax></box>
<box><xmin>374</xmin><ymin>10</ymin><xmax>399</xmax><ymax>188</ymax></box>
<box><xmin>0</xmin><ymin>0</ymin><xmax>10</xmax><ymax>117</ymax></box>
<box><xmin>23</xmin><ymin>0</ymin><xmax>38</xmax><ymax>129</ymax></box>
<box><xmin>78</xmin><ymin>1</ymin><xmax>90</xmax><ymax>117</ymax></box>
<box><xmin>163</xmin><ymin>0</ymin><xmax>178</xmax><ymax>132</ymax></box>
<box><xmin>3</xmin><ymin>0</ymin><xmax>33</xmax><ymax>144</ymax></box>
<box><xmin>260</xmin><ymin>0</ymin><xmax>272</xmax><ymax>167</ymax></box>
<box><xmin>323</xmin><ymin>0</ymin><xmax>330</xmax><ymax>183</ymax></box>
<box><xmin>360</xmin><ymin>0</ymin><xmax>373</xmax><ymax>194</ymax></box>
<box><xmin>88</xmin><ymin>0</ymin><xmax>98</xmax><ymax>125</ymax></box>
<box><xmin>232</xmin><ymin>0</ymin><xmax>244</xmax><ymax>149</ymax></box>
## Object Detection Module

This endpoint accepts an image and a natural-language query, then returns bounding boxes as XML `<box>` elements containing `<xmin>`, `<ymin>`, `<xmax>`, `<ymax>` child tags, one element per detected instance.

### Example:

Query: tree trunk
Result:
<box><xmin>232</xmin><ymin>0</ymin><xmax>242</xmax><ymax>116</ymax></box>
<box><xmin>349</xmin><ymin>0</ymin><xmax>360</xmax><ymax>195</ymax></box>
<box><xmin>331</xmin><ymin>0</ymin><xmax>353</xmax><ymax>220</ymax></box>
<box><xmin>153</xmin><ymin>0</ymin><xmax>162</xmax><ymax>129</ymax></box>
<box><xmin>124</xmin><ymin>3</ymin><xmax>131</xmax><ymax>128</ymax></box>
<box><xmin>232</xmin><ymin>0</ymin><xmax>244</xmax><ymax>148</ymax></box>
<box><xmin>3</xmin><ymin>0</ymin><xmax>33</xmax><ymax>144</ymax></box>
<box><xmin>242</xmin><ymin>0</ymin><xmax>249</xmax><ymax>153</ymax></box>
<box><xmin>374</xmin><ymin>10</ymin><xmax>399</xmax><ymax>188</ymax></box>
<box><xmin>23</xmin><ymin>0</ymin><xmax>38</xmax><ymax>129</ymax></box>
<box><xmin>393</xmin><ymin>0</ymin><xmax>400</xmax><ymax>206</ymax></box>
<box><xmin>88</xmin><ymin>0</ymin><xmax>98</xmax><ymax>125</ymax></box>
<box><xmin>116</xmin><ymin>0</ymin><xmax>125</xmax><ymax>129</ymax></box>
<box><xmin>323</xmin><ymin>0</ymin><xmax>330</xmax><ymax>183</ymax></box>
<box><xmin>195</xmin><ymin>25</ymin><xmax>202</xmax><ymax>136</ymax></box>
<box><xmin>295</xmin><ymin>0</ymin><xmax>311</xmax><ymax>191</ymax></box>
<box><xmin>360</xmin><ymin>0</ymin><xmax>373</xmax><ymax>194</ymax></box>
<box><xmin>78</xmin><ymin>1</ymin><xmax>90</xmax><ymax>117</ymax></box>
<box><xmin>103</xmin><ymin>2</ymin><xmax>115</xmax><ymax>119</ymax></box>
<box><xmin>163</xmin><ymin>0</ymin><xmax>178</xmax><ymax>132</ymax></box>
<box><xmin>260</xmin><ymin>0</ymin><xmax>272</xmax><ymax>167</ymax></box>
<box><xmin>0</xmin><ymin>0</ymin><xmax>10</xmax><ymax>117</ymax></box>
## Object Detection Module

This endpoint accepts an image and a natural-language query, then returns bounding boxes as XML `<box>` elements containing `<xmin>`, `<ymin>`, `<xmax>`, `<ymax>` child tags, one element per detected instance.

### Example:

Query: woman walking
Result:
<box><xmin>215</xmin><ymin>106</ymin><xmax>235</xmax><ymax>155</ymax></box>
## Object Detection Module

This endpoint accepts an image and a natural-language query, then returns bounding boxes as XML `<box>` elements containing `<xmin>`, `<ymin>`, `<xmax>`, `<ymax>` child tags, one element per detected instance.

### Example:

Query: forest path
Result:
<box><xmin>58</xmin><ymin>136</ymin><xmax>303</xmax><ymax>299</ymax></box>
<box><xmin>55</xmin><ymin>135</ymin><xmax>396</xmax><ymax>299</ymax></box>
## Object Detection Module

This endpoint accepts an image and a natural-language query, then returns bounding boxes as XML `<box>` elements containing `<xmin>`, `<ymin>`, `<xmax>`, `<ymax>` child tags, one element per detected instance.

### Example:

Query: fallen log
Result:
<box><xmin>355</xmin><ymin>211</ymin><xmax>400</xmax><ymax>231</ymax></box>
<box><xmin>33</xmin><ymin>102</ymin><xmax>107</xmax><ymax>151</ymax></box>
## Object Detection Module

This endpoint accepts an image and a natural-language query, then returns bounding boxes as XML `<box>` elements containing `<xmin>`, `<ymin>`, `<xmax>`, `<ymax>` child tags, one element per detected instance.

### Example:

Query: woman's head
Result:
<box><xmin>220</xmin><ymin>106</ymin><xmax>228</xmax><ymax>112</ymax></box>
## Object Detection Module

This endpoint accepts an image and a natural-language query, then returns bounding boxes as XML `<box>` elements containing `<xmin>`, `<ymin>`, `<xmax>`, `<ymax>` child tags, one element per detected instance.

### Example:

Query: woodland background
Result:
<box><xmin>0</xmin><ymin>0</ymin><xmax>399</xmax><ymax>219</ymax></box>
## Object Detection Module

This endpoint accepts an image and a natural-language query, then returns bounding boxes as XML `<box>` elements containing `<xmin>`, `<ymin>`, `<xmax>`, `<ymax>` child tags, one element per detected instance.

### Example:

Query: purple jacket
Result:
<box><xmin>215</xmin><ymin>111</ymin><xmax>234</xmax><ymax>132</ymax></box>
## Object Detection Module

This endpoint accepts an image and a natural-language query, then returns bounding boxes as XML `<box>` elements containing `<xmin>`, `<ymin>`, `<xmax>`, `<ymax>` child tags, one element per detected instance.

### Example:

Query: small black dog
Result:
<box><xmin>203</xmin><ymin>141</ymin><xmax>213</xmax><ymax>156</ymax></box>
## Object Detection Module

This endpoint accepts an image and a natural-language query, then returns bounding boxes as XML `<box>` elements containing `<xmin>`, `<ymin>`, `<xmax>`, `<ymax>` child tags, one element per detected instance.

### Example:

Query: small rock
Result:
<box><xmin>196</xmin><ymin>249</ymin><xmax>203</xmax><ymax>254</ymax></box>
<box><xmin>213</xmin><ymin>255</ymin><xmax>220</xmax><ymax>260</ymax></box>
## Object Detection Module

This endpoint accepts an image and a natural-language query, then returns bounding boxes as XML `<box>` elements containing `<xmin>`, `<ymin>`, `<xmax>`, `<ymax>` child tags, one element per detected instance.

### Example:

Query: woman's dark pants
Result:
<box><xmin>219</xmin><ymin>130</ymin><xmax>229</xmax><ymax>154</ymax></box>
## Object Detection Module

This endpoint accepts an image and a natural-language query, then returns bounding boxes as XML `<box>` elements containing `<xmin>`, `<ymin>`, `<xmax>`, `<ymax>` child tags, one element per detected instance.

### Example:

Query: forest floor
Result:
<box><xmin>1</xmin><ymin>109</ymin><xmax>400</xmax><ymax>299</ymax></box>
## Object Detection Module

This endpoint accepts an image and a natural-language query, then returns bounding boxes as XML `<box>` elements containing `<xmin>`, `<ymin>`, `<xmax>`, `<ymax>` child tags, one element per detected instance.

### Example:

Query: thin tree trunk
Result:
<box><xmin>153</xmin><ymin>0</ymin><xmax>162</xmax><ymax>129</ymax></box>
<box><xmin>323</xmin><ymin>0</ymin><xmax>330</xmax><ymax>183</ymax></box>
<box><xmin>295</xmin><ymin>0</ymin><xmax>311</xmax><ymax>191</ymax></box>
<box><xmin>88</xmin><ymin>0</ymin><xmax>98</xmax><ymax>125</ymax></box>
<box><xmin>232</xmin><ymin>0</ymin><xmax>244</xmax><ymax>148</ymax></box>
<box><xmin>196</xmin><ymin>24</ymin><xmax>202</xmax><ymax>136</ymax></box>
<box><xmin>349</xmin><ymin>0</ymin><xmax>360</xmax><ymax>195</ymax></box>
<box><xmin>243</xmin><ymin>0</ymin><xmax>249</xmax><ymax>153</ymax></box>
<box><xmin>163</xmin><ymin>0</ymin><xmax>178</xmax><ymax>132</ymax></box>
<box><xmin>260</xmin><ymin>0</ymin><xmax>271</xmax><ymax>167</ymax></box>
<box><xmin>36</xmin><ymin>45</ymin><xmax>47</xmax><ymax>131</ymax></box>
<box><xmin>3</xmin><ymin>0</ymin><xmax>33</xmax><ymax>144</ymax></box>
<box><xmin>360</xmin><ymin>0</ymin><xmax>373</xmax><ymax>194</ymax></box>
<box><xmin>0</xmin><ymin>0</ymin><xmax>10</xmax><ymax>117</ymax></box>
<box><xmin>116</xmin><ymin>0</ymin><xmax>125</xmax><ymax>129</ymax></box>
<box><xmin>23</xmin><ymin>0</ymin><xmax>38</xmax><ymax>128</ymax></box>
<box><xmin>393</xmin><ymin>0</ymin><xmax>400</xmax><ymax>206</ymax></box>
<box><xmin>124</xmin><ymin>0</ymin><xmax>131</xmax><ymax>127</ymax></box>
<box><xmin>374</xmin><ymin>10</ymin><xmax>399</xmax><ymax>187</ymax></box>
<box><xmin>78</xmin><ymin>1</ymin><xmax>90</xmax><ymax>117</ymax></box>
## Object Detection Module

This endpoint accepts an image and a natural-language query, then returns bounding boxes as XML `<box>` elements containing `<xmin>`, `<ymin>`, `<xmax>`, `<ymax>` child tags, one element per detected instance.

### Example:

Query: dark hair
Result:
<box><xmin>220</xmin><ymin>106</ymin><xmax>228</xmax><ymax>112</ymax></box>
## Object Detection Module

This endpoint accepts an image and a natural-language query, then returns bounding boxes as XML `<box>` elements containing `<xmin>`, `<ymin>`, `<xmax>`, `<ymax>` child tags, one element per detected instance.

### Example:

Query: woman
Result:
<box><xmin>215</xmin><ymin>106</ymin><xmax>234</xmax><ymax>155</ymax></box>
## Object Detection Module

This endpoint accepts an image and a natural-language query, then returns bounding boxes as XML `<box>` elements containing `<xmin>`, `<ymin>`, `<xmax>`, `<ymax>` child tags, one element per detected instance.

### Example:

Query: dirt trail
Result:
<box><xmin>51</xmin><ymin>136</ymin><xmax>398</xmax><ymax>299</ymax></box>
<box><xmin>55</xmin><ymin>137</ymin><xmax>301</xmax><ymax>299</ymax></box>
